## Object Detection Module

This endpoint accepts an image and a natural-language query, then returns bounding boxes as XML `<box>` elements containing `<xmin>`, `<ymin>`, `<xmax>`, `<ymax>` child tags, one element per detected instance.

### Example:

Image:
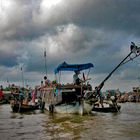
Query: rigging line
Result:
<box><xmin>121</xmin><ymin>53</ymin><xmax>140</xmax><ymax>66</ymax></box>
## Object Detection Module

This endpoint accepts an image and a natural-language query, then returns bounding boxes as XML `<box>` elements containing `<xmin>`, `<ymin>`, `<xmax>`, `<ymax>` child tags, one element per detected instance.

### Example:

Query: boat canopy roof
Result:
<box><xmin>54</xmin><ymin>61</ymin><xmax>94</xmax><ymax>74</ymax></box>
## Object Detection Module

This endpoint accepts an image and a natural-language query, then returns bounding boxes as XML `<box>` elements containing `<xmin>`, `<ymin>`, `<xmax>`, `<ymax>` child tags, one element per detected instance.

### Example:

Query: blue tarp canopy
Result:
<box><xmin>54</xmin><ymin>61</ymin><xmax>94</xmax><ymax>74</ymax></box>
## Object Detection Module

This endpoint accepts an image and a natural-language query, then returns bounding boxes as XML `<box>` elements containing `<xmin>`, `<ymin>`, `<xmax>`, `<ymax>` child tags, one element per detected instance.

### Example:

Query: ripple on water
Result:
<box><xmin>0</xmin><ymin>103</ymin><xmax>140</xmax><ymax>140</ymax></box>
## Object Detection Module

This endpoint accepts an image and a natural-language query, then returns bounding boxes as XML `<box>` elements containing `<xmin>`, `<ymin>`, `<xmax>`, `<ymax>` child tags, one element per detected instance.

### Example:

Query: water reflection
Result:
<box><xmin>0</xmin><ymin>103</ymin><xmax>140</xmax><ymax>140</ymax></box>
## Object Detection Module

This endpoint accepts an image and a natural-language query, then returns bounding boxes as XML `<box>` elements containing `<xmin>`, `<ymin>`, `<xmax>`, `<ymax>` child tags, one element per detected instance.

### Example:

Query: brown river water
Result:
<box><xmin>0</xmin><ymin>103</ymin><xmax>140</xmax><ymax>140</ymax></box>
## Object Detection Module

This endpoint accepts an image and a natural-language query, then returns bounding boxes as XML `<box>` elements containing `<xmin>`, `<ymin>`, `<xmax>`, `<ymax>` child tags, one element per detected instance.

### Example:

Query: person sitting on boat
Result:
<box><xmin>28</xmin><ymin>90</ymin><xmax>32</xmax><ymax>100</ymax></box>
<box><xmin>73</xmin><ymin>71</ymin><xmax>83</xmax><ymax>85</ymax></box>
<box><xmin>107</xmin><ymin>92</ymin><xmax>111</xmax><ymax>100</ymax></box>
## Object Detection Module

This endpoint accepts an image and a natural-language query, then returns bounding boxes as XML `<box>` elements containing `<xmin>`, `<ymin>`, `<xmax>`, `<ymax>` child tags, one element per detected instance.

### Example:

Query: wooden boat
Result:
<box><xmin>9</xmin><ymin>85</ymin><xmax>41</xmax><ymax>113</ymax></box>
<box><xmin>11</xmin><ymin>101</ymin><xmax>40</xmax><ymax>113</ymax></box>
<box><xmin>43</xmin><ymin>85</ymin><xmax>94</xmax><ymax>115</ymax></box>
<box><xmin>92</xmin><ymin>102</ymin><xmax>121</xmax><ymax>113</ymax></box>
<box><xmin>10</xmin><ymin>93</ymin><xmax>40</xmax><ymax>113</ymax></box>
<box><xmin>41</xmin><ymin>62</ymin><xmax>94</xmax><ymax>115</ymax></box>
<box><xmin>93</xmin><ymin>105</ymin><xmax>121</xmax><ymax>113</ymax></box>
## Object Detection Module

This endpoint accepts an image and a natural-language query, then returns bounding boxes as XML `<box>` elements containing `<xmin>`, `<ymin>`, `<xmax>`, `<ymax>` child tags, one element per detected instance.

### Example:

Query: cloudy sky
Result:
<box><xmin>0</xmin><ymin>0</ymin><xmax>140</xmax><ymax>91</ymax></box>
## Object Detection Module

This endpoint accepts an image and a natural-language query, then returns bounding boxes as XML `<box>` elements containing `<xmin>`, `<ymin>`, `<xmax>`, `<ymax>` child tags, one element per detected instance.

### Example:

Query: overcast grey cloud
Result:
<box><xmin>0</xmin><ymin>0</ymin><xmax>140</xmax><ymax>91</ymax></box>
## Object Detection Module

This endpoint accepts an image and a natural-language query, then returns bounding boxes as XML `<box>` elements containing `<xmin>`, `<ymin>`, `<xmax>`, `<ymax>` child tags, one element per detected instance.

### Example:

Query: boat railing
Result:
<box><xmin>40</xmin><ymin>83</ymin><xmax>92</xmax><ymax>105</ymax></box>
<box><xmin>42</xmin><ymin>87</ymin><xmax>62</xmax><ymax>105</ymax></box>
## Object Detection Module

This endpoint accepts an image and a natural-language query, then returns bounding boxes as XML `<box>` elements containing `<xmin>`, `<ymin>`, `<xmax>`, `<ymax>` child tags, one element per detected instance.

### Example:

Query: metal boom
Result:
<box><xmin>97</xmin><ymin>42</ymin><xmax>140</xmax><ymax>91</ymax></box>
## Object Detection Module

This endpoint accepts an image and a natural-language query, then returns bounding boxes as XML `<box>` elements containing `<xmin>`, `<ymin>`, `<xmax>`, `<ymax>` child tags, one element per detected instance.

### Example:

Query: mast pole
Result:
<box><xmin>21</xmin><ymin>67</ymin><xmax>24</xmax><ymax>88</ymax></box>
<box><xmin>44</xmin><ymin>49</ymin><xmax>47</xmax><ymax>76</ymax></box>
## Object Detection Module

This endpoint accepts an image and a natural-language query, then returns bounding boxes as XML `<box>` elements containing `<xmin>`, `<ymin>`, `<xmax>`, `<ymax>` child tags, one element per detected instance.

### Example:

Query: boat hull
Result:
<box><xmin>92</xmin><ymin>105</ymin><xmax>121</xmax><ymax>113</ymax></box>
<box><xmin>0</xmin><ymin>99</ymin><xmax>9</xmax><ymax>105</ymax></box>
<box><xmin>45</xmin><ymin>101</ymin><xmax>93</xmax><ymax>115</ymax></box>
<box><xmin>11</xmin><ymin>103</ymin><xmax>40</xmax><ymax>113</ymax></box>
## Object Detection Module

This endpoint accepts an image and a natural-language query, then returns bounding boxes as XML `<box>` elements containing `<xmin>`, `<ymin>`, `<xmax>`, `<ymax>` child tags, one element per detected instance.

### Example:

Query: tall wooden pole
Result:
<box><xmin>21</xmin><ymin>67</ymin><xmax>24</xmax><ymax>88</ymax></box>
<box><xmin>44</xmin><ymin>49</ymin><xmax>47</xmax><ymax>76</ymax></box>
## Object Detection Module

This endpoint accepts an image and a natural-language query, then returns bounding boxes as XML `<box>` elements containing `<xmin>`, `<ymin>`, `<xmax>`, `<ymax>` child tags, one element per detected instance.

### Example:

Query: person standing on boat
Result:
<box><xmin>111</xmin><ymin>94</ymin><xmax>118</xmax><ymax>106</ymax></box>
<box><xmin>94</xmin><ymin>83</ymin><xmax>104</xmax><ymax>108</ymax></box>
<box><xmin>41</xmin><ymin>81</ymin><xmax>44</xmax><ymax>87</ymax></box>
<box><xmin>73</xmin><ymin>70</ymin><xmax>83</xmax><ymax>98</ymax></box>
<box><xmin>44</xmin><ymin>76</ymin><xmax>51</xmax><ymax>87</ymax></box>
<box><xmin>73</xmin><ymin>71</ymin><xmax>82</xmax><ymax>85</ymax></box>
<box><xmin>107</xmin><ymin>92</ymin><xmax>111</xmax><ymax>100</ymax></box>
<box><xmin>19</xmin><ymin>88</ymin><xmax>25</xmax><ymax>103</ymax></box>
<box><xmin>0</xmin><ymin>86</ymin><xmax>4</xmax><ymax>101</ymax></box>
<box><xmin>31</xmin><ymin>88</ymin><xmax>37</xmax><ymax>105</ymax></box>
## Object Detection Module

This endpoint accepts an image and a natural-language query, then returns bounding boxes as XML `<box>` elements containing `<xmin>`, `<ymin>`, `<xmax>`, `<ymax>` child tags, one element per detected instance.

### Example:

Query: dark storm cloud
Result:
<box><xmin>0</xmin><ymin>40</ymin><xmax>23</xmax><ymax>67</ymax></box>
<box><xmin>0</xmin><ymin>0</ymin><xmax>41</xmax><ymax>41</ymax></box>
<box><xmin>1</xmin><ymin>0</ymin><xmax>137</xmax><ymax>41</ymax></box>
<box><xmin>1</xmin><ymin>0</ymin><xmax>140</xmax><ymax>41</ymax></box>
<box><xmin>33</xmin><ymin>0</ymin><xmax>140</xmax><ymax>36</ymax></box>
<box><xmin>0</xmin><ymin>51</ymin><xmax>18</xmax><ymax>67</ymax></box>
<box><xmin>70</xmin><ymin>0</ymin><xmax>140</xmax><ymax>34</ymax></box>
